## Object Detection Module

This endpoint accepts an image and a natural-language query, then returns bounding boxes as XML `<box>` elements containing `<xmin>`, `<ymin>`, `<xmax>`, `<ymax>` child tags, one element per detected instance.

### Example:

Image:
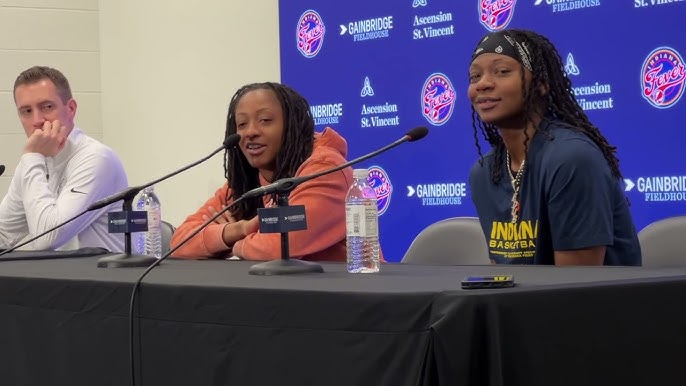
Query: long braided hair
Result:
<box><xmin>471</xmin><ymin>29</ymin><xmax>622</xmax><ymax>184</ymax></box>
<box><xmin>223</xmin><ymin>82</ymin><xmax>315</xmax><ymax>220</ymax></box>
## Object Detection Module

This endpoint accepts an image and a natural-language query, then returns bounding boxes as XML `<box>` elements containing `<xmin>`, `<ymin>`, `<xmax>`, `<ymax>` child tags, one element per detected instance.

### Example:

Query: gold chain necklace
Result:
<box><xmin>506</xmin><ymin>151</ymin><xmax>526</xmax><ymax>223</ymax></box>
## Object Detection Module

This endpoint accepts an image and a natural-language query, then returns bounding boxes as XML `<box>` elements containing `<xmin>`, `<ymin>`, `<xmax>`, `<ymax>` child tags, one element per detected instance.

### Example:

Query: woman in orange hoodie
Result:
<box><xmin>170</xmin><ymin>82</ymin><xmax>353</xmax><ymax>261</ymax></box>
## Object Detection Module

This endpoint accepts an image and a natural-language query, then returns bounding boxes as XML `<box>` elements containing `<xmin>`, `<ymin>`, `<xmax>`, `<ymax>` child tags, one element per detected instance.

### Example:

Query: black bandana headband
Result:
<box><xmin>471</xmin><ymin>32</ymin><xmax>533</xmax><ymax>72</ymax></box>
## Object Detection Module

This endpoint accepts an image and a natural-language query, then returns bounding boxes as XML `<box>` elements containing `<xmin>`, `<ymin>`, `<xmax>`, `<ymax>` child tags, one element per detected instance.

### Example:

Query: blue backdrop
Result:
<box><xmin>279</xmin><ymin>0</ymin><xmax>686</xmax><ymax>262</ymax></box>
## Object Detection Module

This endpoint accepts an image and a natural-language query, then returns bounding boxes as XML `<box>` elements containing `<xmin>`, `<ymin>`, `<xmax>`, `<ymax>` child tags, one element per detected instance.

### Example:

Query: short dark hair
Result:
<box><xmin>13</xmin><ymin>66</ymin><xmax>73</xmax><ymax>103</ymax></box>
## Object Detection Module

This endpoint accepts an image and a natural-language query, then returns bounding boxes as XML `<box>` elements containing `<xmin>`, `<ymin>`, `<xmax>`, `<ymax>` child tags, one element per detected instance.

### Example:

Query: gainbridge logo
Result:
<box><xmin>624</xmin><ymin>175</ymin><xmax>686</xmax><ymax>202</ymax></box>
<box><xmin>488</xmin><ymin>220</ymin><xmax>538</xmax><ymax>259</ymax></box>
<box><xmin>310</xmin><ymin>102</ymin><xmax>344</xmax><ymax>126</ymax></box>
<box><xmin>339</xmin><ymin>15</ymin><xmax>394</xmax><ymax>42</ymax></box>
<box><xmin>406</xmin><ymin>182</ymin><xmax>467</xmax><ymax>206</ymax></box>
<box><xmin>534</xmin><ymin>0</ymin><xmax>601</xmax><ymax>13</ymax></box>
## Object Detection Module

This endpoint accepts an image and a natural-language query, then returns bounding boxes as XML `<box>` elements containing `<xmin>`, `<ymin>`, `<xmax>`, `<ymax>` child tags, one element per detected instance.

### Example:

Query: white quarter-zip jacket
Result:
<box><xmin>0</xmin><ymin>128</ymin><xmax>128</xmax><ymax>252</ymax></box>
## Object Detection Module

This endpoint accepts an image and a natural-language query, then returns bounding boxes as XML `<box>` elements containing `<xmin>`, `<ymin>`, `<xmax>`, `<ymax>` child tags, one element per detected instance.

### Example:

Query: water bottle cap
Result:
<box><xmin>353</xmin><ymin>169</ymin><xmax>368</xmax><ymax>179</ymax></box>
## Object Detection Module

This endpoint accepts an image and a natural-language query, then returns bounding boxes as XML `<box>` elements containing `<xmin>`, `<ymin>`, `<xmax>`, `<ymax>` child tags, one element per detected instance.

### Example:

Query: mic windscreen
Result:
<box><xmin>406</xmin><ymin>126</ymin><xmax>429</xmax><ymax>142</ymax></box>
<box><xmin>0</xmin><ymin>165</ymin><xmax>5</xmax><ymax>177</ymax></box>
<box><xmin>224</xmin><ymin>133</ymin><xmax>241</xmax><ymax>149</ymax></box>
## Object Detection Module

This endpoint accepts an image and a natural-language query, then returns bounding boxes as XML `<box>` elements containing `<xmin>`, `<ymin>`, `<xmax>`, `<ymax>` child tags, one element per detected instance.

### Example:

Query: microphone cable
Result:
<box><xmin>128</xmin><ymin>197</ymin><xmax>246</xmax><ymax>386</ymax></box>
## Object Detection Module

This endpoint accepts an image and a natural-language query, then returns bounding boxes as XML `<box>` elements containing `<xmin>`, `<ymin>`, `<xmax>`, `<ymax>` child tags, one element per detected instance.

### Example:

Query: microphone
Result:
<box><xmin>243</xmin><ymin>126</ymin><xmax>428</xmax><ymax>199</ymax></box>
<box><xmin>0</xmin><ymin>164</ymin><xmax>5</xmax><ymax>177</ymax></box>
<box><xmin>89</xmin><ymin>133</ymin><xmax>241</xmax><ymax>211</ymax></box>
<box><xmin>0</xmin><ymin>135</ymin><xmax>241</xmax><ymax>262</ymax></box>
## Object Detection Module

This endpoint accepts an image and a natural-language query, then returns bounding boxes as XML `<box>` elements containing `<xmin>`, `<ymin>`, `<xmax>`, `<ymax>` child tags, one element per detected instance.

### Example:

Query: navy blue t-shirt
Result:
<box><xmin>469</xmin><ymin>121</ymin><xmax>642</xmax><ymax>266</ymax></box>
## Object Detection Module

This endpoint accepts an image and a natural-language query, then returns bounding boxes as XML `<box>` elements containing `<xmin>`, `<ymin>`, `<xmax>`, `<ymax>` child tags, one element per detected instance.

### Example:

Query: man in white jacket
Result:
<box><xmin>0</xmin><ymin>66</ymin><xmax>128</xmax><ymax>252</ymax></box>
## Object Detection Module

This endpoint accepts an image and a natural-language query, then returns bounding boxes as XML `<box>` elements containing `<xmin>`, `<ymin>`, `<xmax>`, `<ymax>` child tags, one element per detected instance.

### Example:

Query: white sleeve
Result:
<box><xmin>0</xmin><ymin>163</ymin><xmax>30</xmax><ymax>249</ymax></box>
<box><xmin>21</xmin><ymin>149</ymin><xmax>123</xmax><ymax>250</ymax></box>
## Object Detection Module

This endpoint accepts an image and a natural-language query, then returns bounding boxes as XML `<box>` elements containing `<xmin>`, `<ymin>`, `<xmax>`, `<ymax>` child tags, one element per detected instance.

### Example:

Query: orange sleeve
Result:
<box><xmin>232</xmin><ymin>160</ymin><xmax>352</xmax><ymax>261</ymax></box>
<box><xmin>170</xmin><ymin>183</ymin><xmax>233</xmax><ymax>259</ymax></box>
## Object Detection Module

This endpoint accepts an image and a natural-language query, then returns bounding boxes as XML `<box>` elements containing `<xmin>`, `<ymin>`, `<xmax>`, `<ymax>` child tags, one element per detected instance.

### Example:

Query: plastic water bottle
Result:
<box><xmin>345</xmin><ymin>169</ymin><xmax>380</xmax><ymax>273</ymax></box>
<box><xmin>135</xmin><ymin>185</ymin><xmax>162</xmax><ymax>258</ymax></box>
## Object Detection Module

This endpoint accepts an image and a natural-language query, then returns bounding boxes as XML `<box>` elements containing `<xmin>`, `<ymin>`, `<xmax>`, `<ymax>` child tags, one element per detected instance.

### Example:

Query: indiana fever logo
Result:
<box><xmin>297</xmin><ymin>10</ymin><xmax>326</xmax><ymax>58</ymax></box>
<box><xmin>367</xmin><ymin>166</ymin><xmax>392</xmax><ymax>215</ymax></box>
<box><xmin>479</xmin><ymin>0</ymin><xmax>516</xmax><ymax>31</ymax></box>
<box><xmin>421</xmin><ymin>73</ymin><xmax>456</xmax><ymax>126</ymax></box>
<box><xmin>641</xmin><ymin>47</ymin><xmax>686</xmax><ymax>109</ymax></box>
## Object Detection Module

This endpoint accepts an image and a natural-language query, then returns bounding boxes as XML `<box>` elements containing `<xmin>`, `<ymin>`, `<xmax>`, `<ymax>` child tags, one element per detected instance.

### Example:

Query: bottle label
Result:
<box><xmin>346</xmin><ymin>202</ymin><xmax>378</xmax><ymax>237</ymax></box>
<box><xmin>147</xmin><ymin>208</ymin><xmax>161</xmax><ymax>229</ymax></box>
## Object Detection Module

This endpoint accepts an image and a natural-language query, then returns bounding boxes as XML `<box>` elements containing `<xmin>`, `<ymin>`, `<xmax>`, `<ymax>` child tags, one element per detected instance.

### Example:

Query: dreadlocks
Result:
<box><xmin>471</xmin><ymin>29</ymin><xmax>622</xmax><ymax>184</ymax></box>
<box><xmin>223</xmin><ymin>82</ymin><xmax>315</xmax><ymax>220</ymax></box>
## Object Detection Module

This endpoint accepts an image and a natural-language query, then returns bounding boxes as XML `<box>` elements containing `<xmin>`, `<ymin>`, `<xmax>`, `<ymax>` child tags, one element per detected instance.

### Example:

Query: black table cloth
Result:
<box><xmin>0</xmin><ymin>256</ymin><xmax>684</xmax><ymax>386</ymax></box>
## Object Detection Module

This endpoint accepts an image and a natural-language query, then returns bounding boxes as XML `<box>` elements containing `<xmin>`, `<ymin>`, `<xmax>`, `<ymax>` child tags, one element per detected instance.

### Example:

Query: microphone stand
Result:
<box><xmin>95</xmin><ymin>144</ymin><xmax>224</xmax><ymax>268</ymax></box>
<box><xmin>96</xmin><ymin>194</ymin><xmax>158</xmax><ymax>268</ymax></box>
<box><xmin>248</xmin><ymin>192</ymin><xmax>323</xmax><ymax>275</ymax></box>
<box><xmin>96</xmin><ymin>135</ymin><xmax>240</xmax><ymax>268</ymax></box>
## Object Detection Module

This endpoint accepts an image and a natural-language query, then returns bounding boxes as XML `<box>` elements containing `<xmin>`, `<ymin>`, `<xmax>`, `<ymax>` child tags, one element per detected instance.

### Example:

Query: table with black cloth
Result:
<box><xmin>0</xmin><ymin>255</ymin><xmax>684</xmax><ymax>386</ymax></box>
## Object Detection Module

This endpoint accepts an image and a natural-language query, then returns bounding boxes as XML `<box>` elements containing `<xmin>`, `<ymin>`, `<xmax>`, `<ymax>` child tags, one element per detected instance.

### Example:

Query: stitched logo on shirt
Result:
<box><xmin>70</xmin><ymin>188</ymin><xmax>87</xmax><ymax>195</ymax></box>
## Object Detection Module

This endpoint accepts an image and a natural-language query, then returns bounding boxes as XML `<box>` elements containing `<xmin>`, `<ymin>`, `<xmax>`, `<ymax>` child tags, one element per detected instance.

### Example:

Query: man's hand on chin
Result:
<box><xmin>24</xmin><ymin>120</ymin><xmax>68</xmax><ymax>157</ymax></box>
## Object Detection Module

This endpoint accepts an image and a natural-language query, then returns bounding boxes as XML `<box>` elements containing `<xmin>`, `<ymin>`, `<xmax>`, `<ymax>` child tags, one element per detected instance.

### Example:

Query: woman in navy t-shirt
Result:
<box><xmin>467</xmin><ymin>29</ymin><xmax>641</xmax><ymax>266</ymax></box>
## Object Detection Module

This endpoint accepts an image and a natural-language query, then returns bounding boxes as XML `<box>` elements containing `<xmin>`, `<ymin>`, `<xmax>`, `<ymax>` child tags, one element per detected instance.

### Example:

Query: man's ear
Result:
<box><xmin>67</xmin><ymin>98</ymin><xmax>77</xmax><ymax>114</ymax></box>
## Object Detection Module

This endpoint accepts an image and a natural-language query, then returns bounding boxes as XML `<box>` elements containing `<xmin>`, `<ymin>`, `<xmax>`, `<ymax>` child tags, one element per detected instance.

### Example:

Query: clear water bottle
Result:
<box><xmin>345</xmin><ymin>168</ymin><xmax>380</xmax><ymax>273</ymax></box>
<box><xmin>135</xmin><ymin>185</ymin><xmax>162</xmax><ymax>258</ymax></box>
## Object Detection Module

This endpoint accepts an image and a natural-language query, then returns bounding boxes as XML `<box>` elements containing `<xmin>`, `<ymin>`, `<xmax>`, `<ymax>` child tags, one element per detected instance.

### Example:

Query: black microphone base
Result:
<box><xmin>248</xmin><ymin>258</ymin><xmax>324</xmax><ymax>276</ymax></box>
<box><xmin>97</xmin><ymin>253</ymin><xmax>158</xmax><ymax>268</ymax></box>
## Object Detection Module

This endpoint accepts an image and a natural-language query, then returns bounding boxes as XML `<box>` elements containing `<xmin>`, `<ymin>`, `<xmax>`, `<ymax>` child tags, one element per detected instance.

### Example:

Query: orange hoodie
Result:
<box><xmin>171</xmin><ymin>127</ymin><xmax>353</xmax><ymax>261</ymax></box>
